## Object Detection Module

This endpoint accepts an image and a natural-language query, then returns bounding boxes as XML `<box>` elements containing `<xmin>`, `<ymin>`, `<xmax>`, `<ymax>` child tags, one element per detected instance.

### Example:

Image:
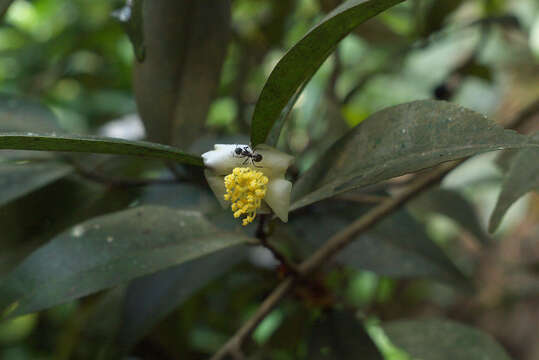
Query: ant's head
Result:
<box><xmin>253</xmin><ymin>153</ymin><xmax>263</xmax><ymax>162</ymax></box>
<box><xmin>234</xmin><ymin>147</ymin><xmax>243</xmax><ymax>155</ymax></box>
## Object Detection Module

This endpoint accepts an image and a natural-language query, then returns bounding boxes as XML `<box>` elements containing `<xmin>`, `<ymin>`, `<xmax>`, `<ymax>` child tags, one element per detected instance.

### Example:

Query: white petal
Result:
<box><xmin>264</xmin><ymin>179</ymin><xmax>292</xmax><ymax>222</ymax></box>
<box><xmin>203</xmin><ymin>170</ymin><xmax>228</xmax><ymax>209</ymax></box>
<box><xmin>201</xmin><ymin>149</ymin><xmax>245</xmax><ymax>175</ymax></box>
<box><xmin>255</xmin><ymin>144</ymin><xmax>294</xmax><ymax>178</ymax></box>
<box><xmin>214</xmin><ymin>144</ymin><xmax>245</xmax><ymax>151</ymax></box>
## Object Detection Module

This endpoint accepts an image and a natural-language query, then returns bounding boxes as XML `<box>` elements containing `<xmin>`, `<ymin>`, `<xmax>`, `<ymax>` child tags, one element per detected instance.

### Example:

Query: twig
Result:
<box><xmin>209</xmin><ymin>161</ymin><xmax>461</xmax><ymax>360</ymax></box>
<box><xmin>209</xmin><ymin>13</ymin><xmax>539</xmax><ymax>360</ymax></box>
<box><xmin>255</xmin><ymin>215</ymin><xmax>300</xmax><ymax>276</ymax></box>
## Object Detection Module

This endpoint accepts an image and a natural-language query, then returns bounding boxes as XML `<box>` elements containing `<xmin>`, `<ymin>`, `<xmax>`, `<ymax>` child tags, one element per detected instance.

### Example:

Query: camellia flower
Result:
<box><xmin>202</xmin><ymin>144</ymin><xmax>294</xmax><ymax>226</ymax></box>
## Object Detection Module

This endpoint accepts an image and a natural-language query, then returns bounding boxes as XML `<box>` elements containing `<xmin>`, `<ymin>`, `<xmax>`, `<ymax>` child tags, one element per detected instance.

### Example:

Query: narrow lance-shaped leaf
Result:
<box><xmin>292</xmin><ymin>100</ymin><xmax>539</xmax><ymax>210</ymax></box>
<box><xmin>489</xmin><ymin>133</ymin><xmax>539</xmax><ymax>233</ymax></box>
<box><xmin>251</xmin><ymin>0</ymin><xmax>405</xmax><ymax>147</ymax></box>
<box><xmin>265</xmin><ymin>80</ymin><xmax>308</xmax><ymax>147</ymax></box>
<box><xmin>0</xmin><ymin>133</ymin><xmax>203</xmax><ymax>166</ymax></box>
<box><xmin>134</xmin><ymin>0</ymin><xmax>230</xmax><ymax>147</ymax></box>
<box><xmin>0</xmin><ymin>206</ymin><xmax>251</xmax><ymax>317</ymax></box>
<box><xmin>383</xmin><ymin>319</ymin><xmax>513</xmax><ymax>360</ymax></box>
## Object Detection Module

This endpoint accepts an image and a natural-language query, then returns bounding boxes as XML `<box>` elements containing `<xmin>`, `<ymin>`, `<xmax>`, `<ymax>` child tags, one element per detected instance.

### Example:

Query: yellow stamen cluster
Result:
<box><xmin>224</xmin><ymin>167</ymin><xmax>269</xmax><ymax>226</ymax></box>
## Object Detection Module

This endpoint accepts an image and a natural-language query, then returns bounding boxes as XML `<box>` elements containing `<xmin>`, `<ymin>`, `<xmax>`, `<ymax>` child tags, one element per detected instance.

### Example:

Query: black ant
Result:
<box><xmin>233</xmin><ymin>146</ymin><xmax>263</xmax><ymax>167</ymax></box>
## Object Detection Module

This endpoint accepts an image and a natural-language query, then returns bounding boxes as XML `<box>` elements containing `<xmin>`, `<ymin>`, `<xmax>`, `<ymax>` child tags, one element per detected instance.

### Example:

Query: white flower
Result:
<box><xmin>202</xmin><ymin>144</ymin><xmax>294</xmax><ymax>224</ymax></box>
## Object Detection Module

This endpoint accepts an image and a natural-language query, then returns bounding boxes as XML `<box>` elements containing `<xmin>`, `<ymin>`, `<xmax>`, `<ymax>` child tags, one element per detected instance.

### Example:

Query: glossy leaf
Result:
<box><xmin>0</xmin><ymin>161</ymin><xmax>72</xmax><ymax>207</ymax></box>
<box><xmin>412</xmin><ymin>188</ymin><xmax>489</xmax><ymax>243</ymax></box>
<box><xmin>489</xmin><ymin>133</ymin><xmax>539</xmax><ymax>233</ymax></box>
<box><xmin>383</xmin><ymin>319</ymin><xmax>512</xmax><ymax>360</ymax></box>
<box><xmin>292</xmin><ymin>100</ymin><xmax>539</xmax><ymax>210</ymax></box>
<box><xmin>287</xmin><ymin>200</ymin><xmax>466</xmax><ymax>284</ymax></box>
<box><xmin>134</xmin><ymin>0</ymin><xmax>230</xmax><ymax>147</ymax></box>
<box><xmin>0</xmin><ymin>206</ymin><xmax>250</xmax><ymax>317</ymax></box>
<box><xmin>137</xmin><ymin>182</ymin><xmax>219</xmax><ymax>213</ymax></box>
<box><xmin>265</xmin><ymin>75</ymin><xmax>311</xmax><ymax>147</ymax></box>
<box><xmin>0</xmin><ymin>133</ymin><xmax>203</xmax><ymax>166</ymax></box>
<box><xmin>250</xmin><ymin>0</ymin><xmax>405</xmax><ymax>146</ymax></box>
<box><xmin>118</xmin><ymin>245</ymin><xmax>246</xmax><ymax>348</ymax></box>
<box><xmin>308</xmin><ymin>310</ymin><xmax>383</xmax><ymax>360</ymax></box>
<box><xmin>0</xmin><ymin>177</ymin><xmax>137</xmax><ymax>277</ymax></box>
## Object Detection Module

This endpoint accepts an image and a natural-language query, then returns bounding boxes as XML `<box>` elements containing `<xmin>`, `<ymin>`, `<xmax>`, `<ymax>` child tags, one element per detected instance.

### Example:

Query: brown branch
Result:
<box><xmin>209</xmin><ymin>160</ymin><xmax>461</xmax><ymax>360</ymax></box>
<box><xmin>255</xmin><ymin>214</ymin><xmax>300</xmax><ymax>276</ymax></box>
<box><xmin>209</xmin><ymin>95</ymin><xmax>539</xmax><ymax>359</ymax></box>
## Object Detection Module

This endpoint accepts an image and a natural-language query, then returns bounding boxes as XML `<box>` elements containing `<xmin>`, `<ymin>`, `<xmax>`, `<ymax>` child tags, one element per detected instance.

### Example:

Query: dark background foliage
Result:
<box><xmin>0</xmin><ymin>0</ymin><xmax>538</xmax><ymax>359</ymax></box>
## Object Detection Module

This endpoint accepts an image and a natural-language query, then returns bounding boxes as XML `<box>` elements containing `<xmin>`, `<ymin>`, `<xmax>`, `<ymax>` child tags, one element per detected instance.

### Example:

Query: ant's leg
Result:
<box><xmin>243</xmin><ymin>157</ymin><xmax>249</xmax><ymax>165</ymax></box>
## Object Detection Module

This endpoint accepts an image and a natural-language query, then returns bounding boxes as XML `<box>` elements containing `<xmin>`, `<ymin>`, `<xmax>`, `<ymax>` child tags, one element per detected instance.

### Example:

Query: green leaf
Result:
<box><xmin>292</xmin><ymin>100</ymin><xmax>539</xmax><ymax>210</ymax></box>
<box><xmin>250</xmin><ymin>0</ymin><xmax>405</xmax><ymax>147</ymax></box>
<box><xmin>265</xmin><ymin>75</ymin><xmax>311</xmax><ymax>147</ymax></box>
<box><xmin>0</xmin><ymin>133</ymin><xmax>203</xmax><ymax>166</ymax></box>
<box><xmin>137</xmin><ymin>183</ymin><xmax>219</xmax><ymax>213</ymax></box>
<box><xmin>0</xmin><ymin>161</ymin><xmax>72</xmax><ymax>207</ymax></box>
<box><xmin>287</xmin><ymin>200</ymin><xmax>466</xmax><ymax>284</ymax></box>
<box><xmin>134</xmin><ymin>0</ymin><xmax>230</xmax><ymax>147</ymax></box>
<box><xmin>383</xmin><ymin>319</ymin><xmax>513</xmax><ymax>360</ymax></box>
<box><xmin>489</xmin><ymin>133</ymin><xmax>539</xmax><ymax>233</ymax></box>
<box><xmin>412</xmin><ymin>188</ymin><xmax>489</xmax><ymax>243</ymax></box>
<box><xmin>308</xmin><ymin>310</ymin><xmax>383</xmax><ymax>360</ymax></box>
<box><xmin>0</xmin><ymin>206</ymin><xmax>251</xmax><ymax>317</ymax></box>
<box><xmin>117</xmin><ymin>246</ymin><xmax>245</xmax><ymax>348</ymax></box>
<box><xmin>0</xmin><ymin>178</ymin><xmax>135</xmax><ymax>277</ymax></box>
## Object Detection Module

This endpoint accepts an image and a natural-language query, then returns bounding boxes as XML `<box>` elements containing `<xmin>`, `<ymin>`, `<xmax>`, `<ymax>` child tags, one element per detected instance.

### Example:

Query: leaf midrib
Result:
<box><xmin>293</xmin><ymin>141</ymin><xmax>539</xmax><ymax>209</ymax></box>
